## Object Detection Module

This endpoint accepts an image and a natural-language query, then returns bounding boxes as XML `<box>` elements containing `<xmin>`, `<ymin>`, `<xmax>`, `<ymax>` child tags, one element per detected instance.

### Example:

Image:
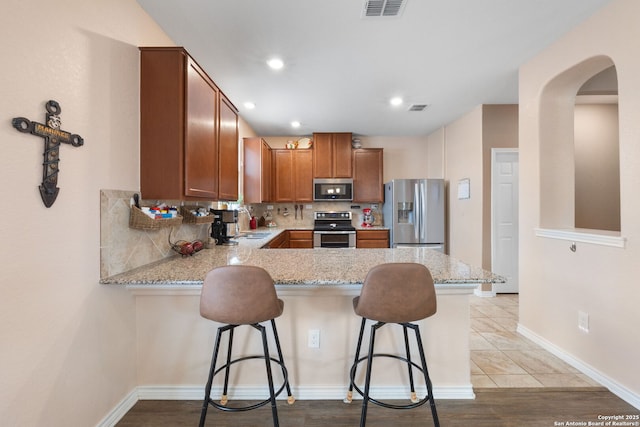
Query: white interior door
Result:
<box><xmin>491</xmin><ymin>149</ymin><xmax>519</xmax><ymax>293</ymax></box>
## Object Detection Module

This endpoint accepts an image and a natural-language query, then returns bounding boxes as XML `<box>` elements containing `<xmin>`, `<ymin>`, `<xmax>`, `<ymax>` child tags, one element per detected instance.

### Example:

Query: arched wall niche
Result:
<box><xmin>538</xmin><ymin>55</ymin><xmax>619</xmax><ymax>232</ymax></box>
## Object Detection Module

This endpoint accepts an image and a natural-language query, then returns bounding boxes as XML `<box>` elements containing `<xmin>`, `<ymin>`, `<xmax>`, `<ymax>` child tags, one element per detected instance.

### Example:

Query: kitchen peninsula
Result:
<box><xmin>102</xmin><ymin>229</ymin><xmax>503</xmax><ymax>401</ymax></box>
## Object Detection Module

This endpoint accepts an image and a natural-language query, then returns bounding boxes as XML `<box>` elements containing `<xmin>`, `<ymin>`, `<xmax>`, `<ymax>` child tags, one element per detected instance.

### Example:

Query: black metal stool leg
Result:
<box><xmin>413</xmin><ymin>324</ymin><xmax>440</xmax><ymax>427</ymax></box>
<box><xmin>345</xmin><ymin>317</ymin><xmax>367</xmax><ymax>403</ymax></box>
<box><xmin>258</xmin><ymin>323</ymin><xmax>280</xmax><ymax>427</ymax></box>
<box><xmin>402</xmin><ymin>324</ymin><xmax>419</xmax><ymax>403</ymax></box>
<box><xmin>360</xmin><ymin>321</ymin><xmax>383</xmax><ymax>427</ymax></box>
<box><xmin>270</xmin><ymin>319</ymin><xmax>295</xmax><ymax>404</ymax></box>
<box><xmin>199</xmin><ymin>326</ymin><xmax>225</xmax><ymax>427</ymax></box>
<box><xmin>220</xmin><ymin>326</ymin><xmax>235</xmax><ymax>406</ymax></box>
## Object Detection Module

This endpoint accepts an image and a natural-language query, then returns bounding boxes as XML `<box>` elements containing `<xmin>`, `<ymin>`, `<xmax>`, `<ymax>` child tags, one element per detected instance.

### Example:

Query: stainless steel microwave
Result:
<box><xmin>313</xmin><ymin>178</ymin><xmax>353</xmax><ymax>201</ymax></box>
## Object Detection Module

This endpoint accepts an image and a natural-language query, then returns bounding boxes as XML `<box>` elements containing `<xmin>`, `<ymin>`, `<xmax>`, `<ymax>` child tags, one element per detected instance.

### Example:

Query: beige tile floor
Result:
<box><xmin>470</xmin><ymin>294</ymin><xmax>603</xmax><ymax>389</ymax></box>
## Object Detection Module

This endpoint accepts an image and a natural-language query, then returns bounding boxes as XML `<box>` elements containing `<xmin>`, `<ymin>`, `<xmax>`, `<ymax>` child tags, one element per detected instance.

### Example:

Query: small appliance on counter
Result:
<box><xmin>361</xmin><ymin>208</ymin><xmax>374</xmax><ymax>227</ymax></box>
<box><xmin>210</xmin><ymin>209</ymin><xmax>239</xmax><ymax>245</ymax></box>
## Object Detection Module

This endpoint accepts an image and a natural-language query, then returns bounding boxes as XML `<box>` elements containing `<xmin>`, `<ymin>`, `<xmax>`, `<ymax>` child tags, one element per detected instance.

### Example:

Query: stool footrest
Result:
<box><xmin>206</xmin><ymin>355</ymin><xmax>290</xmax><ymax>413</ymax></box>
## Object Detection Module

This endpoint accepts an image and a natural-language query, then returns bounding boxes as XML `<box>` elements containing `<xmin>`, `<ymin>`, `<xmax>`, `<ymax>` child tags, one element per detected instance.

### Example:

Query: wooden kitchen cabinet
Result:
<box><xmin>288</xmin><ymin>230</ymin><xmax>313</xmax><ymax>248</ymax></box>
<box><xmin>356</xmin><ymin>229</ymin><xmax>389</xmax><ymax>248</ymax></box>
<box><xmin>273</xmin><ymin>149</ymin><xmax>313</xmax><ymax>202</ymax></box>
<box><xmin>312</xmin><ymin>132</ymin><xmax>352</xmax><ymax>178</ymax></box>
<box><xmin>352</xmin><ymin>148</ymin><xmax>384</xmax><ymax>203</ymax></box>
<box><xmin>139</xmin><ymin>47</ymin><xmax>238</xmax><ymax>201</ymax></box>
<box><xmin>218</xmin><ymin>94</ymin><xmax>239</xmax><ymax>201</ymax></box>
<box><xmin>243</xmin><ymin>137</ymin><xmax>272</xmax><ymax>203</ymax></box>
<box><xmin>266</xmin><ymin>231</ymin><xmax>288</xmax><ymax>248</ymax></box>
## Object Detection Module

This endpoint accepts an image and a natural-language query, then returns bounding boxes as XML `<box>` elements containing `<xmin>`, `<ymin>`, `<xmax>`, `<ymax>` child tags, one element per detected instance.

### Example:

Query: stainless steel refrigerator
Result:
<box><xmin>383</xmin><ymin>179</ymin><xmax>445</xmax><ymax>251</ymax></box>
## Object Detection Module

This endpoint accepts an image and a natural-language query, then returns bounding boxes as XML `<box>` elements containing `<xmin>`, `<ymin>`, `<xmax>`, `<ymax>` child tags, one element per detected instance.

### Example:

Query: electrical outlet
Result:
<box><xmin>578</xmin><ymin>311</ymin><xmax>589</xmax><ymax>333</ymax></box>
<box><xmin>371</xmin><ymin>204</ymin><xmax>379</xmax><ymax>209</ymax></box>
<box><xmin>308</xmin><ymin>329</ymin><xmax>320</xmax><ymax>348</ymax></box>
<box><xmin>266</xmin><ymin>205</ymin><xmax>274</xmax><ymax>210</ymax></box>
<box><xmin>305</xmin><ymin>204</ymin><xmax>313</xmax><ymax>210</ymax></box>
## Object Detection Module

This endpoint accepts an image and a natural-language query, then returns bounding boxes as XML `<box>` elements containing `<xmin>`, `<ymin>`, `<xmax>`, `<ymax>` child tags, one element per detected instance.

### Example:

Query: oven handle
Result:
<box><xmin>313</xmin><ymin>231</ymin><xmax>356</xmax><ymax>234</ymax></box>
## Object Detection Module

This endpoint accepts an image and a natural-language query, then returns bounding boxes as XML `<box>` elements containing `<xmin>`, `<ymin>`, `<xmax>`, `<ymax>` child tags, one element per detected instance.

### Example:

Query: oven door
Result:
<box><xmin>313</xmin><ymin>231</ymin><xmax>356</xmax><ymax>248</ymax></box>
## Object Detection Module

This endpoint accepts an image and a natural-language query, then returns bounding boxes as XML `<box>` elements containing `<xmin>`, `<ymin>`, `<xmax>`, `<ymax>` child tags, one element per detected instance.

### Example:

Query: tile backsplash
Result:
<box><xmin>100</xmin><ymin>190</ymin><xmax>383</xmax><ymax>279</ymax></box>
<box><xmin>100</xmin><ymin>189</ymin><xmax>210</xmax><ymax>279</ymax></box>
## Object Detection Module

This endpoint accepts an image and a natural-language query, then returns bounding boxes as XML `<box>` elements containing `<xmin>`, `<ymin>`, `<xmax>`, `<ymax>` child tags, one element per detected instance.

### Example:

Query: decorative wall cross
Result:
<box><xmin>12</xmin><ymin>100</ymin><xmax>84</xmax><ymax>207</ymax></box>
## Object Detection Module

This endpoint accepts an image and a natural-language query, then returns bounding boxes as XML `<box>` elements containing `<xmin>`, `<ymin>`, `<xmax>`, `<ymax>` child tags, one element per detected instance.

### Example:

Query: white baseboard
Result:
<box><xmin>98</xmin><ymin>383</ymin><xmax>475</xmax><ymax>425</ymax></box>
<box><xmin>474</xmin><ymin>288</ymin><xmax>496</xmax><ymax>298</ymax></box>
<box><xmin>136</xmin><ymin>384</ymin><xmax>475</xmax><ymax>401</ymax></box>
<box><xmin>96</xmin><ymin>388</ymin><xmax>138</xmax><ymax>427</ymax></box>
<box><xmin>517</xmin><ymin>323</ymin><xmax>640</xmax><ymax>410</ymax></box>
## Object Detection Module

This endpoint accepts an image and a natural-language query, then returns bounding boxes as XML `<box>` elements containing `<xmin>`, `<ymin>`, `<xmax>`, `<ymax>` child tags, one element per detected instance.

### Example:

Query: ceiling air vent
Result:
<box><xmin>408</xmin><ymin>104</ymin><xmax>429</xmax><ymax>112</ymax></box>
<box><xmin>362</xmin><ymin>0</ymin><xmax>407</xmax><ymax>18</ymax></box>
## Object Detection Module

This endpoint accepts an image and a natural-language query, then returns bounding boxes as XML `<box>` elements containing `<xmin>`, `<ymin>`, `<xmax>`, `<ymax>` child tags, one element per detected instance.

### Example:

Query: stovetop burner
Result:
<box><xmin>313</xmin><ymin>211</ymin><xmax>356</xmax><ymax>232</ymax></box>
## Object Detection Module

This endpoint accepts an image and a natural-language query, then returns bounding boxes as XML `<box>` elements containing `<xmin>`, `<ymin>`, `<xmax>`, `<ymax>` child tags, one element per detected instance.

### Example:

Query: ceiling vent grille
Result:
<box><xmin>362</xmin><ymin>0</ymin><xmax>407</xmax><ymax>18</ymax></box>
<box><xmin>408</xmin><ymin>104</ymin><xmax>429</xmax><ymax>112</ymax></box>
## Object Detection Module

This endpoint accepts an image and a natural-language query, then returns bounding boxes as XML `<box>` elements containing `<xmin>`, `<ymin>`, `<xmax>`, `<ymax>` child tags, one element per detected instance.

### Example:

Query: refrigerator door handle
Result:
<box><xmin>420</xmin><ymin>181</ymin><xmax>427</xmax><ymax>241</ymax></box>
<box><xmin>414</xmin><ymin>182</ymin><xmax>420</xmax><ymax>240</ymax></box>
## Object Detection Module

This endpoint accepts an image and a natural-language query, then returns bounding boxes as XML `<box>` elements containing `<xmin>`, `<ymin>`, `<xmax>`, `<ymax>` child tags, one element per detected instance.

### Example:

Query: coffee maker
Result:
<box><xmin>210</xmin><ymin>209</ymin><xmax>239</xmax><ymax>245</ymax></box>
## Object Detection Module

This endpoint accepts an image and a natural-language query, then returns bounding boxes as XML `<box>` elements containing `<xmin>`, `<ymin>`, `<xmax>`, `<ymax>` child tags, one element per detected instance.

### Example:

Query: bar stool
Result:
<box><xmin>198</xmin><ymin>265</ymin><xmax>294</xmax><ymax>427</ymax></box>
<box><xmin>345</xmin><ymin>263</ymin><xmax>439</xmax><ymax>427</ymax></box>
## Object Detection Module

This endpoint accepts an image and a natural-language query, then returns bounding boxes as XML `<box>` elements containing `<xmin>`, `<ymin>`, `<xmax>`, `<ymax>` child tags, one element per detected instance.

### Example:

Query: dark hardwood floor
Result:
<box><xmin>116</xmin><ymin>389</ymin><xmax>639</xmax><ymax>426</ymax></box>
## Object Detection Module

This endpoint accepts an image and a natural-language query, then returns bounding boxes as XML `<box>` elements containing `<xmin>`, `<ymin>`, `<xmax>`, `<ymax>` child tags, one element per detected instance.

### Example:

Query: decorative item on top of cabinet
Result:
<box><xmin>139</xmin><ymin>47</ymin><xmax>239</xmax><ymax>201</ymax></box>
<box><xmin>312</xmin><ymin>132</ymin><xmax>352</xmax><ymax>178</ymax></box>
<box><xmin>352</xmin><ymin>148</ymin><xmax>384</xmax><ymax>203</ymax></box>
<box><xmin>244</xmin><ymin>137</ymin><xmax>272</xmax><ymax>203</ymax></box>
<box><xmin>273</xmin><ymin>149</ymin><xmax>313</xmax><ymax>202</ymax></box>
<box><xmin>356</xmin><ymin>229</ymin><xmax>389</xmax><ymax>248</ymax></box>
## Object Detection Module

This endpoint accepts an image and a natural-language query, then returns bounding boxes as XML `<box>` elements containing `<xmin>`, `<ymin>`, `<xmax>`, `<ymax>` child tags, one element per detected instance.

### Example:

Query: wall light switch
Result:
<box><xmin>578</xmin><ymin>311</ymin><xmax>589</xmax><ymax>333</ymax></box>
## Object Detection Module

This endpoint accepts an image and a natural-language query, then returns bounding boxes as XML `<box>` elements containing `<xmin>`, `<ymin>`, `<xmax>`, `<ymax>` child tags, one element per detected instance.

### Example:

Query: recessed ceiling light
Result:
<box><xmin>243</xmin><ymin>102</ymin><xmax>256</xmax><ymax>110</ymax></box>
<box><xmin>291</xmin><ymin>121</ymin><xmax>301</xmax><ymax>128</ymax></box>
<box><xmin>267</xmin><ymin>58</ymin><xmax>284</xmax><ymax>70</ymax></box>
<box><xmin>390</xmin><ymin>97</ymin><xmax>403</xmax><ymax>106</ymax></box>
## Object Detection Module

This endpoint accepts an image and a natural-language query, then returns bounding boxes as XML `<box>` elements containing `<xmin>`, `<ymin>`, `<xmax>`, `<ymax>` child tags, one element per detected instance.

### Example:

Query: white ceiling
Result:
<box><xmin>136</xmin><ymin>0</ymin><xmax>612</xmax><ymax>137</ymax></box>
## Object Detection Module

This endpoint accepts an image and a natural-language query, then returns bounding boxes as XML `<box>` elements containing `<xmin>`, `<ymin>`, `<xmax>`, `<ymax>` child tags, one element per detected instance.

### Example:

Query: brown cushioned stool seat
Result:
<box><xmin>199</xmin><ymin>265</ymin><xmax>294</xmax><ymax>427</ymax></box>
<box><xmin>345</xmin><ymin>263</ymin><xmax>439</xmax><ymax>427</ymax></box>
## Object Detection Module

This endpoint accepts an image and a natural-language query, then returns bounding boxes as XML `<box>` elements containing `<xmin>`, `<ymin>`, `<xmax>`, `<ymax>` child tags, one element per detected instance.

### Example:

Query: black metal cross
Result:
<box><xmin>12</xmin><ymin>100</ymin><xmax>84</xmax><ymax>207</ymax></box>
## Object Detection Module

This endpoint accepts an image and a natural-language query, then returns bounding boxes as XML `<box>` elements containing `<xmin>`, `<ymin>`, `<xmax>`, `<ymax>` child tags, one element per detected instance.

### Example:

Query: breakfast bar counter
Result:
<box><xmin>102</xmin><ymin>235</ymin><xmax>503</xmax><ymax>402</ymax></box>
<box><xmin>102</xmin><ymin>232</ymin><xmax>501</xmax><ymax>289</ymax></box>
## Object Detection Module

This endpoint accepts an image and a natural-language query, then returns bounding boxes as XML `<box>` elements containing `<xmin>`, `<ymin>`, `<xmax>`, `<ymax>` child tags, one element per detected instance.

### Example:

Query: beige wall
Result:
<box><xmin>426</xmin><ymin>106</ymin><xmax>518</xmax><ymax>268</ymax></box>
<box><xmin>574</xmin><ymin>103</ymin><xmax>620</xmax><ymax>231</ymax></box>
<box><xmin>519</xmin><ymin>0</ymin><xmax>639</xmax><ymax>405</ymax></box>
<box><xmin>481</xmin><ymin>105</ymin><xmax>519</xmax><ymax>269</ymax></box>
<box><xmin>441</xmin><ymin>106</ymin><xmax>484</xmax><ymax>266</ymax></box>
<box><xmin>0</xmin><ymin>0</ymin><xmax>174</xmax><ymax>425</ymax></box>
<box><xmin>426</xmin><ymin>128</ymin><xmax>446</xmax><ymax>179</ymax></box>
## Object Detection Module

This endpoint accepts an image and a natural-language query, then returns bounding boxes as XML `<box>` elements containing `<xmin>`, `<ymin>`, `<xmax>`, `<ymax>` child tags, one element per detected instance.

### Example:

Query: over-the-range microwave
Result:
<box><xmin>313</xmin><ymin>178</ymin><xmax>353</xmax><ymax>201</ymax></box>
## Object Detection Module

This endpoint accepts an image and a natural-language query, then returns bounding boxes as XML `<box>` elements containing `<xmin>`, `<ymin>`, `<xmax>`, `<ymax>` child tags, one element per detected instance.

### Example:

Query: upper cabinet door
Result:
<box><xmin>312</xmin><ymin>132</ymin><xmax>352</xmax><ymax>178</ymax></box>
<box><xmin>185</xmin><ymin>57</ymin><xmax>219</xmax><ymax>199</ymax></box>
<box><xmin>353</xmin><ymin>148</ymin><xmax>384</xmax><ymax>203</ymax></box>
<box><xmin>313</xmin><ymin>133</ymin><xmax>333</xmax><ymax>178</ymax></box>
<box><xmin>293</xmin><ymin>150</ymin><xmax>313</xmax><ymax>201</ymax></box>
<box><xmin>139</xmin><ymin>47</ymin><xmax>239</xmax><ymax>202</ymax></box>
<box><xmin>332</xmin><ymin>133</ymin><xmax>353</xmax><ymax>178</ymax></box>
<box><xmin>273</xmin><ymin>149</ymin><xmax>295</xmax><ymax>202</ymax></box>
<box><xmin>218</xmin><ymin>94</ymin><xmax>239</xmax><ymax>201</ymax></box>
<box><xmin>243</xmin><ymin>137</ymin><xmax>272</xmax><ymax>204</ymax></box>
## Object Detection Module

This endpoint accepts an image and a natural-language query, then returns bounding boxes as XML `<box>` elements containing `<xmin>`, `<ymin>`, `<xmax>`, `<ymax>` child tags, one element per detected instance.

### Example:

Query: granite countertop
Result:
<box><xmin>101</xmin><ymin>228</ymin><xmax>503</xmax><ymax>287</ymax></box>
